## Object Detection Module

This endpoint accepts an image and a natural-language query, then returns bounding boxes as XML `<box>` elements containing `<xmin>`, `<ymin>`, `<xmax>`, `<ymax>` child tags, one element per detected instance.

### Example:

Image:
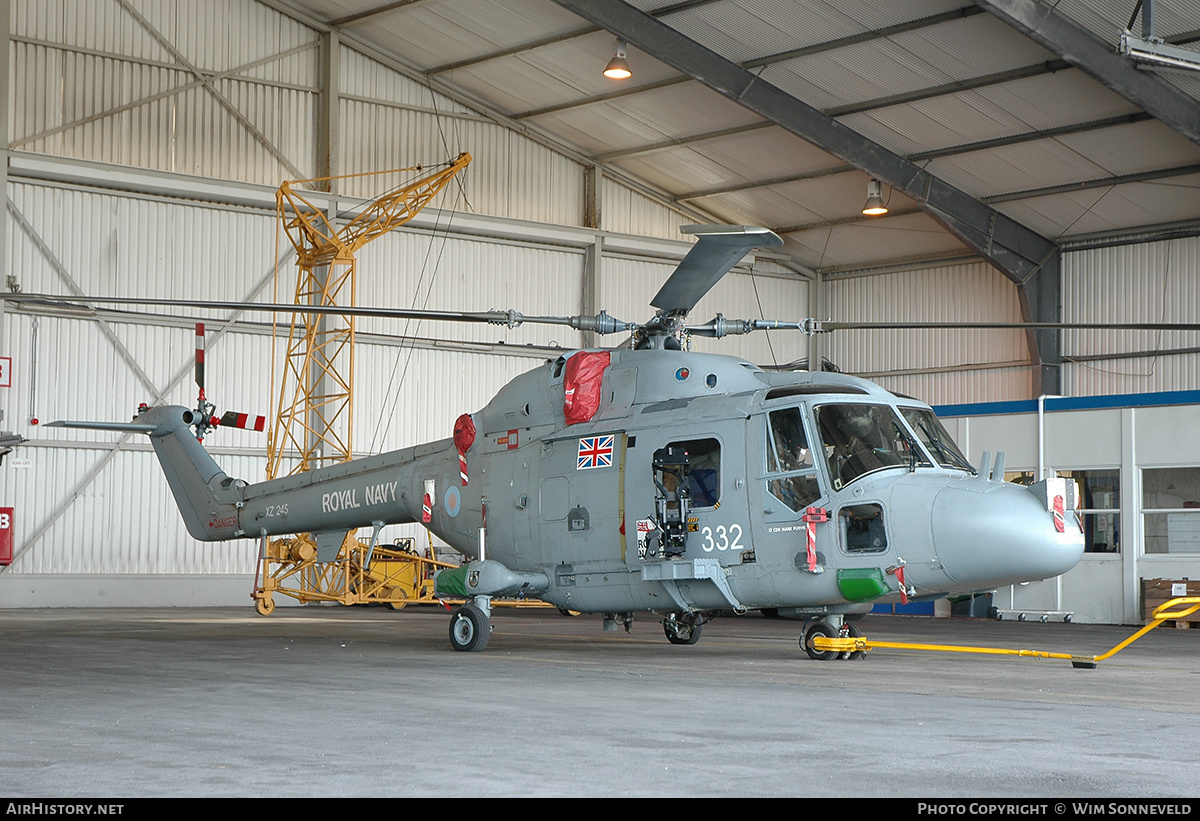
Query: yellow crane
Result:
<box><xmin>254</xmin><ymin>153</ymin><xmax>471</xmax><ymax>615</ymax></box>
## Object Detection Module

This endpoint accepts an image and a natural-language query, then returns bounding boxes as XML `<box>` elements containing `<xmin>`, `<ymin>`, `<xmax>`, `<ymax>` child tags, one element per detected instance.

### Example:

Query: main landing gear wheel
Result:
<box><xmin>449</xmin><ymin>604</ymin><xmax>491</xmax><ymax>652</ymax></box>
<box><xmin>663</xmin><ymin>614</ymin><xmax>703</xmax><ymax>645</ymax></box>
<box><xmin>802</xmin><ymin>621</ymin><xmax>837</xmax><ymax>660</ymax></box>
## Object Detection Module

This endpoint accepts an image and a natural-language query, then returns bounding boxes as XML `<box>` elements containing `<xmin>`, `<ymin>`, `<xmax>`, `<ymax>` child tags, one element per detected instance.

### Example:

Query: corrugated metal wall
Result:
<box><xmin>8</xmin><ymin>181</ymin><xmax>280</xmax><ymax>422</ymax></box>
<box><xmin>11</xmin><ymin>0</ymin><xmax>319</xmax><ymax>183</ymax></box>
<box><xmin>819</xmin><ymin>260</ymin><xmax>1033</xmax><ymax>406</ymax></box>
<box><xmin>600</xmin><ymin>176</ymin><xmax>695</xmax><ymax>241</ymax></box>
<box><xmin>1063</xmin><ymin>237</ymin><xmax>1200</xmax><ymax>397</ymax></box>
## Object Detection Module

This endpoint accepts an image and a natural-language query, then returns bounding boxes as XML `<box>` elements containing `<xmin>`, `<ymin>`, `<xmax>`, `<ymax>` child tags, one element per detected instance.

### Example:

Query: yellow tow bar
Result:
<box><xmin>811</xmin><ymin>597</ymin><xmax>1200</xmax><ymax>669</ymax></box>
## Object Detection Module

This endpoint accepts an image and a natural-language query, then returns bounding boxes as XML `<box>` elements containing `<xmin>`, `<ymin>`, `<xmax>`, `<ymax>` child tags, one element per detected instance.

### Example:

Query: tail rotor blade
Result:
<box><xmin>217</xmin><ymin>411</ymin><xmax>266</xmax><ymax>432</ymax></box>
<box><xmin>194</xmin><ymin>323</ymin><xmax>206</xmax><ymax>398</ymax></box>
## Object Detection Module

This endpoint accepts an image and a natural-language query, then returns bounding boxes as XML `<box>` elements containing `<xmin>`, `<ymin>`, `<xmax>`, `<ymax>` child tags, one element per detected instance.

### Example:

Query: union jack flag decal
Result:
<box><xmin>577</xmin><ymin>435</ymin><xmax>615</xmax><ymax>470</ymax></box>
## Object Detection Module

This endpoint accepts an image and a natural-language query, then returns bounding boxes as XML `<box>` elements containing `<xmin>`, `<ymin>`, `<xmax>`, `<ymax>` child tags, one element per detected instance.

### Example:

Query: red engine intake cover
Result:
<box><xmin>453</xmin><ymin>413</ymin><xmax>476</xmax><ymax>454</ymax></box>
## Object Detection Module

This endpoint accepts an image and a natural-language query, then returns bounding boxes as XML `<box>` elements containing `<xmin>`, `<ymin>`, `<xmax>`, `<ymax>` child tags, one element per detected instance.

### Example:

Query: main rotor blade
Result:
<box><xmin>4</xmin><ymin>294</ymin><xmax>636</xmax><ymax>335</ymax></box>
<box><xmin>650</xmin><ymin>225</ymin><xmax>782</xmax><ymax>316</ymax></box>
<box><xmin>813</xmin><ymin>320</ymin><xmax>1200</xmax><ymax>332</ymax></box>
<box><xmin>685</xmin><ymin>316</ymin><xmax>1200</xmax><ymax>337</ymax></box>
<box><xmin>15</xmin><ymin>293</ymin><xmax>1195</xmax><ymax>336</ymax></box>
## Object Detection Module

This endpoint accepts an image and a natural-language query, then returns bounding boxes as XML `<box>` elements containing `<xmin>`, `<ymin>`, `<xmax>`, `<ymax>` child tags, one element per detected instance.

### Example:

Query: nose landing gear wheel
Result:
<box><xmin>449</xmin><ymin>604</ymin><xmax>491</xmax><ymax>652</ymax></box>
<box><xmin>802</xmin><ymin>621</ymin><xmax>837</xmax><ymax>660</ymax></box>
<box><xmin>841</xmin><ymin>622</ymin><xmax>864</xmax><ymax>660</ymax></box>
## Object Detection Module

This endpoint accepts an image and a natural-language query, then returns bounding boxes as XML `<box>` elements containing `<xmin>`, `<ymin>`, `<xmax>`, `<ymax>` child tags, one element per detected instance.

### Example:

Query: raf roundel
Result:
<box><xmin>444</xmin><ymin>485</ymin><xmax>462</xmax><ymax>518</ymax></box>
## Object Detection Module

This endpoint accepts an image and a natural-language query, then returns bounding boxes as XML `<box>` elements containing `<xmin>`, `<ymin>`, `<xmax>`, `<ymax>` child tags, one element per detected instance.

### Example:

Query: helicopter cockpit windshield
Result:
<box><xmin>899</xmin><ymin>407</ymin><xmax>975</xmax><ymax>473</ymax></box>
<box><xmin>815</xmin><ymin>403</ymin><xmax>932</xmax><ymax>489</ymax></box>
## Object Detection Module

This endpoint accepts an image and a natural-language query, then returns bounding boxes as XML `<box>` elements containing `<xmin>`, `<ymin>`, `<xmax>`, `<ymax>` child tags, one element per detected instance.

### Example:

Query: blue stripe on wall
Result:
<box><xmin>934</xmin><ymin>389</ymin><xmax>1200</xmax><ymax>418</ymax></box>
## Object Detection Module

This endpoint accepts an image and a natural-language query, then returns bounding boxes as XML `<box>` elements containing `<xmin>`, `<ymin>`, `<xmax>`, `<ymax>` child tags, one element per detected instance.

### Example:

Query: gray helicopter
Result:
<box><xmin>42</xmin><ymin>225</ymin><xmax>1085</xmax><ymax>655</ymax></box>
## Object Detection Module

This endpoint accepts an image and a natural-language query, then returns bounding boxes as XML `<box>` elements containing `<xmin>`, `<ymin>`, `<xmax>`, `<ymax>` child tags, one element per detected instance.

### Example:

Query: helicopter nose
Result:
<box><xmin>932</xmin><ymin>481</ymin><xmax>1084</xmax><ymax>588</ymax></box>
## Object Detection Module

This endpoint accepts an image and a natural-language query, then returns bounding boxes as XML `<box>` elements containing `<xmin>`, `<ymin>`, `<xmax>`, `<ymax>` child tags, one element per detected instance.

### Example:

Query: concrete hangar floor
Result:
<box><xmin>1</xmin><ymin>606</ymin><xmax>1197</xmax><ymax>798</ymax></box>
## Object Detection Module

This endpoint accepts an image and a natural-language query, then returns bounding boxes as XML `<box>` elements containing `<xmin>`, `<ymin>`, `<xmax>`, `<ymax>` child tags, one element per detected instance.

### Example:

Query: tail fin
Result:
<box><xmin>48</xmin><ymin>406</ymin><xmax>245</xmax><ymax>541</ymax></box>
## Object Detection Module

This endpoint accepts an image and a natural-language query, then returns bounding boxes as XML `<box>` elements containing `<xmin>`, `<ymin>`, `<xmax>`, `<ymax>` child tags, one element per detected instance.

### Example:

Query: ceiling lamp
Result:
<box><xmin>862</xmin><ymin>179</ymin><xmax>888</xmax><ymax>216</ymax></box>
<box><xmin>1120</xmin><ymin>0</ymin><xmax>1200</xmax><ymax>73</ymax></box>
<box><xmin>604</xmin><ymin>39</ymin><xmax>632</xmax><ymax>79</ymax></box>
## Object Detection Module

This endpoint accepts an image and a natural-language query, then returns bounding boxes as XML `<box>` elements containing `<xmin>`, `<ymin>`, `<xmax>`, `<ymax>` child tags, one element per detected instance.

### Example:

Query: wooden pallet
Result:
<box><xmin>1142</xmin><ymin>578</ymin><xmax>1200</xmax><ymax>626</ymax></box>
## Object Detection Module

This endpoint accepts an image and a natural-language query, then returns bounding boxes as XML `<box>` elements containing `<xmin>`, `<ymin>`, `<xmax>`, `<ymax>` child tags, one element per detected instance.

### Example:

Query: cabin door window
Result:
<box><xmin>650</xmin><ymin>438</ymin><xmax>721</xmax><ymax>557</ymax></box>
<box><xmin>765</xmin><ymin>407</ymin><xmax>821</xmax><ymax>513</ymax></box>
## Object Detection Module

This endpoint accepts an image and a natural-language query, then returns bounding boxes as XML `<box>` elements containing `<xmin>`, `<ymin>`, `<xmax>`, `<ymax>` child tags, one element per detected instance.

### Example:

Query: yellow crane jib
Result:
<box><xmin>276</xmin><ymin>152</ymin><xmax>472</xmax><ymax>271</ymax></box>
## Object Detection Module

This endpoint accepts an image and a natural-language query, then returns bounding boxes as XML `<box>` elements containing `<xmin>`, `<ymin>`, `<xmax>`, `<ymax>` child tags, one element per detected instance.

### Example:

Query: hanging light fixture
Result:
<box><xmin>604</xmin><ymin>39</ymin><xmax>632</xmax><ymax>79</ymax></box>
<box><xmin>862</xmin><ymin>178</ymin><xmax>888</xmax><ymax>216</ymax></box>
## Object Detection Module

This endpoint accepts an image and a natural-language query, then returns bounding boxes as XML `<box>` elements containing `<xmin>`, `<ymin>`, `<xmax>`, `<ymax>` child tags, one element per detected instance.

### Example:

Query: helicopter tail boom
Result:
<box><xmin>51</xmin><ymin>405</ymin><xmax>433</xmax><ymax>544</ymax></box>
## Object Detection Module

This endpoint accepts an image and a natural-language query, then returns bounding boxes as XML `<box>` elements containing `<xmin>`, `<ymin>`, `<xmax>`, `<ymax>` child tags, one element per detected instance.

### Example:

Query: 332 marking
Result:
<box><xmin>700</xmin><ymin>523</ymin><xmax>744</xmax><ymax>552</ymax></box>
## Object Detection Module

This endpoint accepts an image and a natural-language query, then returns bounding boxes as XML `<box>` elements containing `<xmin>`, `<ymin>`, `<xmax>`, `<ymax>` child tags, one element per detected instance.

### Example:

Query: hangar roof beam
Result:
<box><xmin>975</xmin><ymin>0</ymin><xmax>1200</xmax><ymax>146</ymax></box>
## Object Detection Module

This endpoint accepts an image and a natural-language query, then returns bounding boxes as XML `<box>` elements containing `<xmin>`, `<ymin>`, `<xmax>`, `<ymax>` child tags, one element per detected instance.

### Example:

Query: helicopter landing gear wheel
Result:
<box><xmin>841</xmin><ymin>622</ymin><xmax>864</xmax><ymax>660</ymax></box>
<box><xmin>448</xmin><ymin>603</ymin><xmax>491</xmax><ymax>652</ymax></box>
<box><xmin>386</xmin><ymin>588</ymin><xmax>408</xmax><ymax>611</ymax></box>
<box><xmin>663</xmin><ymin>613</ymin><xmax>703</xmax><ymax>645</ymax></box>
<box><xmin>802</xmin><ymin>621</ymin><xmax>837</xmax><ymax>660</ymax></box>
<box><xmin>255</xmin><ymin>595</ymin><xmax>275</xmax><ymax>616</ymax></box>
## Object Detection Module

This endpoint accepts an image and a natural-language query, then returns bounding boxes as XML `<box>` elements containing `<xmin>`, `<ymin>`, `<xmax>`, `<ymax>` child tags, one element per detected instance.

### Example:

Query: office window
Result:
<box><xmin>1142</xmin><ymin>467</ymin><xmax>1200</xmax><ymax>555</ymax></box>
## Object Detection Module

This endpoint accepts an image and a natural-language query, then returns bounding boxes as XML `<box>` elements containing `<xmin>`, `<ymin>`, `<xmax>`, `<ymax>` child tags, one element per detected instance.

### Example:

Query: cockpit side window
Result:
<box><xmin>765</xmin><ymin>407</ymin><xmax>820</xmax><ymax>513</ymax></box>
<box><xmin>815</xmin><ymin>403</ymin><xmax>929</xmax><ymax>489</ymax></box>
<box><xmin>841</xmin><ymin>503</ymin><xmax>888</xmax><ymax>554</ymax></box>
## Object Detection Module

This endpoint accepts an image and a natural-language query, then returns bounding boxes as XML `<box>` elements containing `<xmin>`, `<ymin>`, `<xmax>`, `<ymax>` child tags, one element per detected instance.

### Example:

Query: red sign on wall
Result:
<box><xmin>0</xmin><ymin>507</ymin><xmax>12</xmax><ymax>565</ymax></box>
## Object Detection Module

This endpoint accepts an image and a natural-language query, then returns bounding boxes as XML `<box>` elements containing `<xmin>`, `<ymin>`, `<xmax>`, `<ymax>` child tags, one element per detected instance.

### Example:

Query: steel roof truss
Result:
<box><xmin>975</xmin><ymin>0</ymin><xmax>1200</xmax><ymax>146</ymax></box>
